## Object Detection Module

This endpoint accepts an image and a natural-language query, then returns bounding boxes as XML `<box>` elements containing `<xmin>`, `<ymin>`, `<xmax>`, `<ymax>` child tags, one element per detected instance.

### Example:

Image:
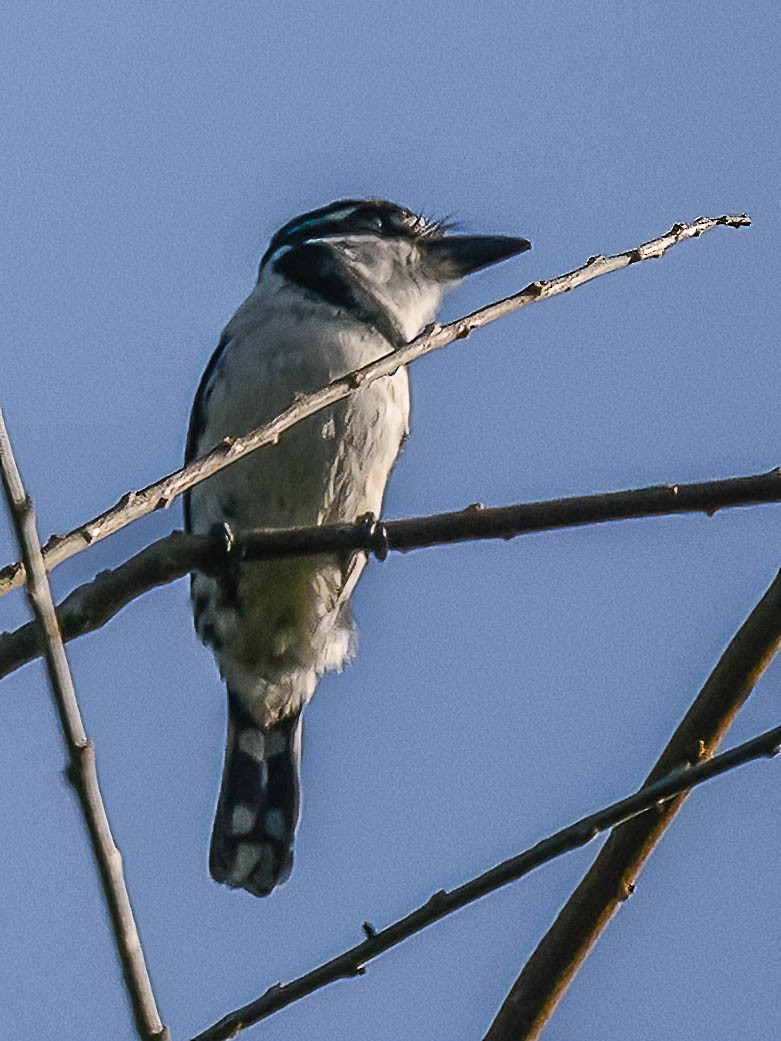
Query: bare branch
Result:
<box><xmin>0</xmin><ymin>531</ymin><xmax>198</xmax><ymax>679</ymax></box>
<box><xmin>0</xmin><ymin>213</ymin><xmax>750</xmax><ymax>598</ymax></box>
<box><xmin>190</xmin><ymin>718</ymin><xmax>781</xmax><ymax>1041</ymax></box>
<box><xmin>0</xmin><ymin>409</ymin><xmax>169</xmax><ymax>1041</ymax></box>
<box><xmin>1</xmin><ymin>469</ymin><xmax>776</xmax><ymax>681</ymax></box>
<box><xmin>483</xmin><ymin>568</ymin><xmax>781</xmax><ymax>1041</ymax></box>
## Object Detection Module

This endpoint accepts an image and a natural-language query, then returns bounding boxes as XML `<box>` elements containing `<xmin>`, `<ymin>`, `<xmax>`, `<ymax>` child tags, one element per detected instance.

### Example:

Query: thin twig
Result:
<box><xmin>483</xmin><ymin>568</ymin><xmax>781</xmax><ymax>1041</ymax></box>
<box><xmin>1</xmin><ymin>469</ymin><xmax>776</xmax><ymax>680</ymax></box>
<box><xmin>0</xmin><ymin>213</ymin><xmax>751</xmax><ymax>598</ymax></box>
<box><xmin>190</xmin><ymin>720</ymin><xmax>781</xmax><ymax>1041</ymax></box>
<box><xmin>0</xmin><ymin>409</ymin><xmax>169</xmax><ymax>1041</ymax></box>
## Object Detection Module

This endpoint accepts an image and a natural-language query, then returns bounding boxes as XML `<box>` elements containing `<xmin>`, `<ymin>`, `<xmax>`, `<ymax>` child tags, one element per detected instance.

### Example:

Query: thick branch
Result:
<box><xmin>0</xmin><ymin>213</ymin><xmax>750</xmax><ymax>598</ymax></box>
<box><xmin>190</xmin><ymin>720</ymin><xmax>781</xmax><ymax>1041</ymax></box>
<box><xmin>1</xmin><ymin>469</ymin><xmax>776</xmax><ymax>680</ymax></box>
<box><xmin>483</xmin><ymin>568</ymin><xmax>781</xmax><ymax>1041</ymax></box>
<box><xmin>0</xmin><ymin>410</ymin><xmax>169</xmax><ymax>1041</ymax></box>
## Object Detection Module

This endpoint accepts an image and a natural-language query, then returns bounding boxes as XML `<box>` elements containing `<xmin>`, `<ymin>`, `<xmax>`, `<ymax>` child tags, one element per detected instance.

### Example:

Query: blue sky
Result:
<box><xmin>0</xmin><ymin>3</ymin><xmax>778</xmax><ymax>1040</ymax></box>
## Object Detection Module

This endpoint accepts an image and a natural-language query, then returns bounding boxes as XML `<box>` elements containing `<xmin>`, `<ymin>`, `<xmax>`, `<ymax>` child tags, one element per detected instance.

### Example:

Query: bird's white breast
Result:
<box><xmin>188</xmin><ymin>273</ymin><xmax>410</xmax><ymax>725</ymax></box>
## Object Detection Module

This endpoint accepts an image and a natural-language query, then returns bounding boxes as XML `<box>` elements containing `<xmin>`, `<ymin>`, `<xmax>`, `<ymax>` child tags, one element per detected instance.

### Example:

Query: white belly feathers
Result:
<box><xmin>188</xmin><ymin>287</ymin><xmax>410</xmax><ymax>726</ymax></box>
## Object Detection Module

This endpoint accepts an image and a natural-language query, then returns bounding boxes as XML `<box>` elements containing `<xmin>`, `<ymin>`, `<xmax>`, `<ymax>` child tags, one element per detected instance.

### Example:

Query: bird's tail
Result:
<box><xmin>210</xmin><ymin>692</ymin><xmax>302</xmax><ymax>897</ymax></box>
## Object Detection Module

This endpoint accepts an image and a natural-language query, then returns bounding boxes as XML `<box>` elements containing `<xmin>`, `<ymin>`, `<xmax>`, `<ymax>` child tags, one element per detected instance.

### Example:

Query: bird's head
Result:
<box><xmin>259</xmin><ymin>198</ymin><xmax>532</xmax><ymax>345</ymax></box>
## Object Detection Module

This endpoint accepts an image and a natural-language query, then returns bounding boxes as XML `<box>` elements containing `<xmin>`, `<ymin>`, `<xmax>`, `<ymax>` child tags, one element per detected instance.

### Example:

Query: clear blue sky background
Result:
<box><xmin>1</xmin><ymin>4</ymin><xmax>778</xmax><ymax>1040</ymax></box>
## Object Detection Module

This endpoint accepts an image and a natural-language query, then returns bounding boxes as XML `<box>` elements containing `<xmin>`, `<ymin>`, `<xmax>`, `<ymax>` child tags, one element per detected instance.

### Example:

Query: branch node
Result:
<box><xmin>362</xmin><ymin>920</ymin><xmax>377</xmax><ymax>938</ymax></box>
<box><xmin>154</xmin><ymin>488</ymin><xmax>177</xmax><ymax>510</ymax></box>
<box><xmin>65</xmin><ymin>738</ymin><xmax>94</xmax><ymax>787</ymax></box>
<box><xmin>426</xmin><ymin>889</ymin><xmax>449</xmax><ymax>912</ymax></box>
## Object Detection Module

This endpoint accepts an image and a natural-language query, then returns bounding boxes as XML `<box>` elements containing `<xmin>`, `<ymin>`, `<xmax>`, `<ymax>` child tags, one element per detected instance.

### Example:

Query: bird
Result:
<box><xmin>184</xmin><ymin>198</ymin><xmax>531</xmax><ymax>896</ymax></box>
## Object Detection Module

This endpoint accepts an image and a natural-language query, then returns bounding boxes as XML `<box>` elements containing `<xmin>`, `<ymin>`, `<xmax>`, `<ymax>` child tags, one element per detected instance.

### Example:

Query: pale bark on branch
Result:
<box><xmin>483</xmin><ymin>567</ymin><xmax>781</xmax><ymax>1041</ymax></box>
<box><xmin>1</xmin><ymin>468</ymin><xmax>776</xmax><ymax>681</ymax></box>
<box><xmin>0</xmin><ymin>410</ymin><xmax>169</xmax><ymax>1041</ymax></box>
<box><xmin>0</xmin><ymin>213</ymin><xmax>750</xmax><ymax>598</ymax></box>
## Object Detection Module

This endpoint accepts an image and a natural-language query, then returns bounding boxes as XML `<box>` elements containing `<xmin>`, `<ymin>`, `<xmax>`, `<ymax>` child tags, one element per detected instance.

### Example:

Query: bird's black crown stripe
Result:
<box><xmin>260</xmin><ymin>198</ymin><xmax>442</xmax><ymax>269</ymax></box>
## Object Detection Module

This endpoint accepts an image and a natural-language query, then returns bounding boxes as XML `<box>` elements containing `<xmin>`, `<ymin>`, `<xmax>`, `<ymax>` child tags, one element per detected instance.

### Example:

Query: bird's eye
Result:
<box><xmin>372</xmin><ymin>216</ymin><xmax>386</xmax><ymax>232</ymax></box>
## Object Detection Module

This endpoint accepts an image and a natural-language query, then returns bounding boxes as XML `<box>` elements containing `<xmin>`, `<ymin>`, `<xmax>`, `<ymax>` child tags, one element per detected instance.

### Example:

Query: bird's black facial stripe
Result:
<box><xmin>260</xmin><ymin>198</ymin><xmax>435</xmax><ymax>269</ymax></box>
<box><xmin>274</xmin><ymin>241</ymin><xmax>407</xmax><ymax>348</ymax></box>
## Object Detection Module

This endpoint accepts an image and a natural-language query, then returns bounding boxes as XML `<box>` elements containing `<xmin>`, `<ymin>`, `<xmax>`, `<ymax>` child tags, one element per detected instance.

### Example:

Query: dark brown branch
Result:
<box><xmin>1</xmin><ymin>469</ymin><xmax>777</xmax><ymax>680</ymax></box>
<box><xmin>0</xmin><ymin>213</ymin><xmax>751</xmax><ymax>598</ymax></box>
<box><xmin>0</xmin><ymin>409</ymin><xmax>169</xmax><ymax>1041</ymax></box>
<box><xmin>483</xmin><ymin>568</ymin><xmax>781</xmax><ymax>1041</ymax></box>
<box><xmin>190</xmin><ymin>720</ymin><xmax>781</xmax><ymax>1041</ymax></box>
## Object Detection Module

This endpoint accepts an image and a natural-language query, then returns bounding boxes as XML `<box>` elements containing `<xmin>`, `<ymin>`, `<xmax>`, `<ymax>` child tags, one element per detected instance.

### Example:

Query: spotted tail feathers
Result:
<box><xmin>210</xmin><ymin>693</ymin><xmax>302</xmax><ymax>897</ymax></box>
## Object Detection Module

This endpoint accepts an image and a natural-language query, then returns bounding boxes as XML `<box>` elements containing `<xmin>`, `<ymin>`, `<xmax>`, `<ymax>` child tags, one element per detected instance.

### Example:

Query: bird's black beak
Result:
<box><xmin>422</xmin><ymin>234</ymin><xmax>532</xmax><ymax>282</ymax></box>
